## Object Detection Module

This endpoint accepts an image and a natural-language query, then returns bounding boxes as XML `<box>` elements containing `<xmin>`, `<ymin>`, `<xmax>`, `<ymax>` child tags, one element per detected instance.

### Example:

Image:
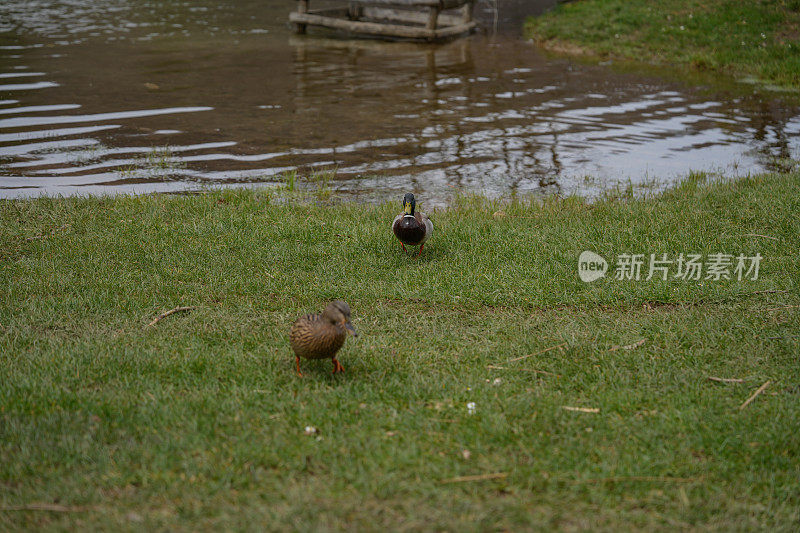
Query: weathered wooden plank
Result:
<box><xmin>291</xmin><ymin>12</ymin><xmax>435</xmax><ymax>38</ymax></box>
<box><xmin>460</xmin><ymin>1</ymin><xmax>474</xmax><ymax>23</ymax></box>
<box><xmin>307</xmin><ymin>7</ymin><xmax>351</xmax><ymax>18</ymax></box>
<box><xmin>361</xmin><ymin>6</ymin><xmax>462</xmax><ymax>26</ymax></box>
<box><xmin>431</xmin><ymin>20</ymin><xmax>475</xmax><ymax>38</ymax></box>
<box><xmin>348</xmin><ymin>2</ymin><xmax>364</xmax><ymax>19</ymax></box>
<box><xmin>294</xmin><ymin>0</ymin><xmax>310</xmax><ymax>33</ymax></box>
<box><xmin>289</xmin><ymin>11</ymin><xmax>475</xmax><ymax>40</ymax></box>
<box><xmin>426</xmin><ymin>6</ymin><xmax>440</xmax><ymax>31</ymax></box>
<box><xmin>297</xmin><ymin>0</ymin><xmax>469</xmax><ymax>8</ymax></box>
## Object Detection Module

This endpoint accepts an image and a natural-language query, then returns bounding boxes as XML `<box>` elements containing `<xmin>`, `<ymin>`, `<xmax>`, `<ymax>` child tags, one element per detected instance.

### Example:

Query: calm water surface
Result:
<box><xmin>1</xmin><ymin>0</ymin><xmax>798</xmax><ymax>202</ymax></box>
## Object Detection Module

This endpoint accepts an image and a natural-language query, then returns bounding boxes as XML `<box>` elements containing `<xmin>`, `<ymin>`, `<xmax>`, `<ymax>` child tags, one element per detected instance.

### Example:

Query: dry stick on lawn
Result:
<box><xmin>507</xmin><ymin>342</ymin><xmax>567</xmax><ymax>363</ymax></box>
<box><xmin>440</xmin><ymin>472</ymin><xmax>508</xmax><ymax>484</ymax></box>
<box><xmin>708</xmin><ymin>376</ymin><xmax>744</xmax><ymax>384</ymax></box>
<box><xmin>739</xmin><ymin>380</ymin><xmax>772</xmax><ymax>410</ymax></box>
<box><xmin>764</xmin><ymin>305</ymin><xmax>800</xmax><ymax>312</ymax></box>
<box><xmin>487</xmin><ymin>364</ymin><xmax>559</xmax><ymax>377</ymax></box>
<box><xmin>740</xmin><ymin>233</ymin><xmax>779</xmax><ymax>240</ymax></box>
<box><xmin>562</xmin><ymin>406</ymin><xmax>600</xmax><ymax>413</ymax></box>
<box><xmin>0</xmin><ymin>503</ymin><xmax>93</xmax><ymax>512</ymax></box>
<box><xmin>610</xmin><ymin>339</ymin><xmax>646</xmax><ymax>351</ymax></box>
<box><xmin>750</xmin><ymin>289</ymin><xmax>788</xmax><ymax>295</ymax></box>
<box><xmin>145</xmin><ymin>306</ymin><xmax>196</xmax><ymax>328</ymax></box>
<box><xmin>570</xmin><ymin>476</ymin><xmax>701</xmax><ymax>485</ymax></box>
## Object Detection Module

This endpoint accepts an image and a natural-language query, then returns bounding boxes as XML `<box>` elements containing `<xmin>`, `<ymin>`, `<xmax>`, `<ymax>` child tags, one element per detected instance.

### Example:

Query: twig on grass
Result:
<box><xmin>488</xmin><ymin>364</ymin><xmax>559</xmax><ymax>377</ymax></box>
<box><xmin>610</xmin><ymin>339</ymin><xmax>646</xmax><ymax>351</ymax></box>
<box><xmin>562</xmin><ymin>406</ymin><xmax>600</xmax><ymax>413</ymax></box>
<box><xmin>507</xmin><ymin>342</ymin><xmax>566</xmax><ymax>363</ymax></box>
<box><xmin>739</xmin><ymin>380</ymin><xmax>772</xmax><ymax>410</ymax></box>
<box><xmin>569</xmin><ymin>476</ymin><xmax>701</xmax><ymax>485</ymax></box>
<box><xmin>0</xmin><ymin>503</ymin><xmax>93</xmax><ymax>512</ymax></box>
<box><xmin>707</xmin><ymin>376</ymin><xmax>744</xmax><ymax>383</ymax></box>
<box><xmin>764</xmin><ymin>305</ymin><xmax>800</xmax><ymax>312</ymax></box>
<box><xmin>740</xmin><ymin>233</ymin><xmax>778</xmax><ymax>240</ymax></box>
<box><xmin>750</xmin><ymin>289</ymin><xmax>788</xmax><ymax>295</ymax></box>
<box><xmin>440</xmin><ymin>472</ymin><xmax>508</xmax><ymax>484</ymax></box>
<box><xmin>145</xmin><ymin>306</ymin><xmax>196</xmax><ymax>328</ymax></box>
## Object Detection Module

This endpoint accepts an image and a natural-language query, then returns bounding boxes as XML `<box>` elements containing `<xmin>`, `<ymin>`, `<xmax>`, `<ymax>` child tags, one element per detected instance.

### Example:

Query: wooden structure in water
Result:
<box><xmin>290</xmin><ymin>0</ymin><xmax>476</xmax><ymax>42</ymax></box>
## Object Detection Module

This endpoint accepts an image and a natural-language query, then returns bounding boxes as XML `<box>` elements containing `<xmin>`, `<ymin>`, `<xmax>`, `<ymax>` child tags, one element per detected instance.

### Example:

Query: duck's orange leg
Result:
<box><xmin>332</xmin><ymin>358</ymin><xmax>344</xmax><ymax>374</ymax></box>
<box><xmin>295</xmin><ymin>356</ymin><xmax>303</xmax><ymax>377</ymax></box>
<box><xmin>401</xmin><ymin>243</ymin><xmax>407</xmax><ymax>252</ymax></box>
<box><xmin>415</xmin><ymin>244</ymin><xmax>424</xmax><ymax>258</ymax></box>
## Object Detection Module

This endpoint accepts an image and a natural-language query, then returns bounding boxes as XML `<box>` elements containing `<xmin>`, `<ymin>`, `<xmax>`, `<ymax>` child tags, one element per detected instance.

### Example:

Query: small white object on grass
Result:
<box><xmin>467</xmin><ymin>402</ymin><xmax>476</xmax><ymax>414</ymax></box>
<box><xmin>304</xmin><ymin>426</ymin><xmax>318</xmax><ymax>435</ymax></box>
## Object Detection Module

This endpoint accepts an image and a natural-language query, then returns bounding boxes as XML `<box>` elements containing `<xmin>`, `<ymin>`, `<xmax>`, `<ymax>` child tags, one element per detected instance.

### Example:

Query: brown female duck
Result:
<box><xmin>289</xmin><ymin>300</ymin><xmax>357</xmax><ymax>376</ymax></box>
<box><xmin>392</xmin><ymin>193</ymin><xmax>433</xmax><ymax>257</ymax></box>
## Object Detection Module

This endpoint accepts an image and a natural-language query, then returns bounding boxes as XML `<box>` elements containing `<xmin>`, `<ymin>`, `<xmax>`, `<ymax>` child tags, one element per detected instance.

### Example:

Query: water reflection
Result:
<box><xmin>0</xmin><ymin>1</ymin><xmax>798</xmax><ymax>201</ymax></box>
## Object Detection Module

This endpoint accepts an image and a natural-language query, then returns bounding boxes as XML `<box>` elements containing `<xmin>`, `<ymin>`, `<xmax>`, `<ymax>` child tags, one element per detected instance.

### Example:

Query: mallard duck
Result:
<box><xmin>392</xmin><ymin>192</ymin><xmax>433</xmax><ymax>257</ymax></box>
<box><xmin>289</xmin><ymin>300</ymin><xmax>357</xmax><ymax>376</ymax></box>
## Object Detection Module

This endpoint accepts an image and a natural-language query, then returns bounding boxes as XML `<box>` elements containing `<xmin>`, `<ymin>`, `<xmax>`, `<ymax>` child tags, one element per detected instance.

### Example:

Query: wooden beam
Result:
<box><xmin>354</xmin><ymin>0</ymin><xmax>460</xmax><ymax>6</ymax></box>
<box><xmin>294</xmin><ymin>0</ymin><xmax>309</xmax><ymax>34</ymax></box>
<box><xmin>426</xmin><ymin>6</ymin><xmax>440</xmax><ymax>31</ymax></box>
<box><xmin>289</xmin><ymin>11</ymin><xmax>475</xmax><ymax>40</ymax></box>
<box><xmin>461</xmin><ymin>1</ymin><xmax>474</xmax><ymax>23</ymax></box>
<box><xmin>361</xmin><ymin>6</ymin><xmax>463</xmax><ymax>26</ymax></box>
<box><xmin>348</xmin><ymin>2</ymin><xmax>363</xmax><ymax>20</ymax></box>
<box><xmin>298</xmin><ymin>0</ymin><xmax>470</xmax><ymax>8</ymax></box>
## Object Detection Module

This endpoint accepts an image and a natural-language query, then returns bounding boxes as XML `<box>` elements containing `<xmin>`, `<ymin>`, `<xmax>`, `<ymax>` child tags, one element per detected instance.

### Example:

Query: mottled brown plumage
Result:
<box><xmin>289</xmin><ymin>300</ymin><xmax>357</xmax><ymax>376</ymax></box>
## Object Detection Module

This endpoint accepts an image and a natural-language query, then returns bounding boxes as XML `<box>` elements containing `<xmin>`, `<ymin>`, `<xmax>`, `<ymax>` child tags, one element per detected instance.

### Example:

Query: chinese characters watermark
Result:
<box><xmin>578</xmin><ymin>251</ymin><xmax>762</xmax><ymax>283</ymax></box>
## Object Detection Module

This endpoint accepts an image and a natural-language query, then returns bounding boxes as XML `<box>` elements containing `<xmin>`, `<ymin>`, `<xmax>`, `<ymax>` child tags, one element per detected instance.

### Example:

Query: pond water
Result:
<box><xmin>1</xmin><ymin>0</ymin><xmax>798</xmax><ymax>203</ymax></box>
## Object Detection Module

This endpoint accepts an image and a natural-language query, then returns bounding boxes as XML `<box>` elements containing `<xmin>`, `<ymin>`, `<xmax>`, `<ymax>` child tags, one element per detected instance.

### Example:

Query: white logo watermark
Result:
<box><xmin>578</xmin><ymin>250</ymin><xmax>609</xmax><ymax>282</ymax></box>
<box><xmin>579</xmin><ymin>251</ymin><xmax>762</xmax><ymax>282</ymax></box>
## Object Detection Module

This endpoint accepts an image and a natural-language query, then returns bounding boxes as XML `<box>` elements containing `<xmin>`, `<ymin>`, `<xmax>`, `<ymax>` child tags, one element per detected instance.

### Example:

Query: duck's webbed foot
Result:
<box><xmin>295</xmin><ymin>356</ymin><xmax>303</xmax><ymax>377</ymax></box>
<box><xmin>332</xmin><ymin>358</ymin><xmax>344</xmax><ymax>374</ymax></box>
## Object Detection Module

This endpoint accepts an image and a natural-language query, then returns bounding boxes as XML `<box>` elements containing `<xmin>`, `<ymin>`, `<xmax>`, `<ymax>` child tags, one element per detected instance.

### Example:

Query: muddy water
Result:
<box><xmin>1</xmin><ymin>1</ymin><xmax>798</xmax><ymax>202</ymax></box>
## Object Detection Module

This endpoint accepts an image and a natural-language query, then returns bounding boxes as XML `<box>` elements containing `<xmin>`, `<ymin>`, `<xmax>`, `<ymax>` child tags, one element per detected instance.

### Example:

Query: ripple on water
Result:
<box><xmin>0</xmin><ymin>1</ymin><xmax>799</xmax><ymax>201</ymax></box>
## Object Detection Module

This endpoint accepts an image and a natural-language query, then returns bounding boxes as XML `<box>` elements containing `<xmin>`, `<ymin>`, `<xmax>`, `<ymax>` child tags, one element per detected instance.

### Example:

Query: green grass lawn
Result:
<box><xmin>1</xmin><ymin>172</ymin><xmax>799</xmax><ymax>530</ymax></box>
<box><xmin>525</xmin><ymin>0</ymin><xmax>800</xmax><ymax>90</ymax></box>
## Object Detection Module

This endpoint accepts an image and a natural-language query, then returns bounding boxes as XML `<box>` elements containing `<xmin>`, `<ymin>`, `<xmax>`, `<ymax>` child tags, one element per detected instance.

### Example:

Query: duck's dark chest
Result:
<box><xmin>393</xmin><ymin>216</ymin><xmax>425</xmax><ymax>245</ymax></box>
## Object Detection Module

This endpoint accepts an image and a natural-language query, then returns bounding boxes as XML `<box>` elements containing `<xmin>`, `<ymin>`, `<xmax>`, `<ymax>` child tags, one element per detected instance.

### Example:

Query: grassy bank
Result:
<box><xmin>525</xmin><ymin>0</ymin><xmax>800</xmax><ymax>90</ymax></box>
<box><xmin>1</xmin><ymin>172</ymin><xmax>799</xmax><ymax>530</ymax></box>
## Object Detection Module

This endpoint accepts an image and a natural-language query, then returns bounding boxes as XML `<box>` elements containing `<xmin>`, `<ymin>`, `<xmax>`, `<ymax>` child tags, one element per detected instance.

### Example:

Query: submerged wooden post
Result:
<box><xmin>294</xmin><ymin>0</ymin><xmax>309</xmax><ymax>34</ymax></box>
<box><xmin>461</xmin><ymin>1</ymin><xmax>474</xmax><ymax>23</ymax></box>
<box><xmin>348</xmin><ymin>2</ymin><xmax>363</xmax><ymax>20</ymax></box>
<box><xmin>427</xmin><ymin>6</ymin><xmax>441</xmax><ymax>31</ymax></box>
